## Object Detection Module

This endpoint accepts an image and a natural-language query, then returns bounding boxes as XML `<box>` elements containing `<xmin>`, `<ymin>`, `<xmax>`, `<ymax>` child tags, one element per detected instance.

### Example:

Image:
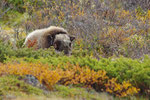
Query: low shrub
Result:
<box><xmin>0</xmin><ymin>40</ymin><xmax>63</xmax><ymax>63</ymax></box>
<box><xmin>5</xmin><ymin>55</ymin><xmax>150</xmax><ymax>95</ymax></box>
<box><xmin>59</xmin><ymin>64</ymin><xmax>108</xmax><ymax>88</ymax></box>
<box><xmin>105</xmin><ymin>78</ymin><xmax>139</xmax><ymax>97</ymax></box>
<box><xmin>0</xmin><ymin>62</ymin><xmax>139</xmax><ymax>97</ymax></box>
<box><xmin>0</xmin><ymin>75</ymin><xmax>43</xmax><ymax>96</ymax></box>
<box><xmin>54</xmin><ymin>85</ymin><xmax>112</xmax><ymax>99</ymax></box>
<box><xmin>0</xmin><ymin>41</ymin><xmax>14</xmax><ymax>62</ymax></box>
<box><xmin>99</xmin><ymin>56</ymin><xmax>150</xmax><ymax>94</ymax></box>
<box><xmin>0</xmin><ymin>63</ymin><xmax>61</xmax><ymax>90</ymax></box>
<box><xmin>0</xmin><ymin>39</ymin><xmax>149</xmax><ymax>95</ymax></box>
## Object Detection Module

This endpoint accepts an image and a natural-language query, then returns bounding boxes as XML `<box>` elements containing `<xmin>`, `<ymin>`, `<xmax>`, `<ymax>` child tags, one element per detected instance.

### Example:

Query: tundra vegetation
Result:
<box><xmin>0</xmin><ymin>0</ymin><xmax>150</xmax><ymax>100</ymax></box>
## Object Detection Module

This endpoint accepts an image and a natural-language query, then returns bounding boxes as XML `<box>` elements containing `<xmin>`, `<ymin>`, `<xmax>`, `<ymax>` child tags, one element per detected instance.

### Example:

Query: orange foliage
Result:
<box><xmin>105</xmin><ymin>78</ymin><xmax>140</xmax><ymax>97</ymax></box>
<box><xmin>27</xmin><ymin>39</ymin><xmax>38</xmax><ymax>49</ymax></box>
<box><xmin>59</xmin><ymin>64</ymin><xmax>108</xmax><ymax>88</ymax></box>
<box><xmin>0</xmin><ymin>62</ymin><xmax>61</xmax><ymax>90</ymax></box>
<box><xmin>0</xmin><ymin>62</ymin><xmax>139</xmax><ymax>97</ymax></box>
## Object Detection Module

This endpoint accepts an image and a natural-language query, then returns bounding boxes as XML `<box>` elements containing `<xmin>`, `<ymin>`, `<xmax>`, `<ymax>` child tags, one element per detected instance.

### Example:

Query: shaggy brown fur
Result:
<box><xmin>41</xmin><ymin>26</ymin><xmax>68</xmax><ymax>48</ymax></box>
<box><xmin>24</xmin><ymin>26</ymin><xmax>75</xmax><ymax>55</ymax></box>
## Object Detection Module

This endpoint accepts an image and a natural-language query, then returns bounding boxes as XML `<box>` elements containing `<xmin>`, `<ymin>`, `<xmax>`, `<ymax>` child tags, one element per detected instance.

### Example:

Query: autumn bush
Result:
<box><xmin>5</xmin><ymin>54</ymin><xmax>150</xmax><ymax>95</ymax></box>
<box><xmin>59</xmin><ymin>64</ymin><xmax>108</xmax><ymax>88</ymax></box>
<box><xmin>0</xmin><ymin>62</ymin><xmax>61</xmax><ymax>90</ymax></box>
<box><xmin>0</xmin><ymin>62</ymin><xmax>140</xmax><ymax>97</ymax></box>
<box><xmin>105</xmin><ymin>78</ymin><xmax>139</xmax><ymax>97</ymax></box>
<box><xmin>60</xmin><ymin>65</ymin><xmax>140</xmax><ymax>97</ymax></box>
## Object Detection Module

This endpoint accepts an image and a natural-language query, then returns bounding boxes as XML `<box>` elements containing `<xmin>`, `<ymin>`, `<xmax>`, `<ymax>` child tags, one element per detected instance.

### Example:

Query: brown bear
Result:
<box><xmin>23</xmin><ymin>26</ymin><xmax>75</xmax><ymax>55</ymax></box>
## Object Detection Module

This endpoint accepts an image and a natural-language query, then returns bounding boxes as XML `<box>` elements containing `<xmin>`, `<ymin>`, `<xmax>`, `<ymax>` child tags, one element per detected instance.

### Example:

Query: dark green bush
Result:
<box><xmin>0</xmin><ymin>40</ymin><xmax>62</xmax><ymax>63</ymax></box>
<box><xmin>16</xmin><ymin>38</ymin><xmax>25</xmax><ymax>48</ymax></box>
<box><xmin>3</xmin><ymin>0</ymin><xmax>25</xmax><ymax>13</ymax></box>
<box><xmin>0</xmin><ymin>41</ymin><xmax>14</xmax><ymax>62</ymax></box>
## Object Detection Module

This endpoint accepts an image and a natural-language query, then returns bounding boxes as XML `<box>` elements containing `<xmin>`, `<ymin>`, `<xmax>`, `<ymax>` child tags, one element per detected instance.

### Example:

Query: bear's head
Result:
<box><xmin>53</xmin><ymin>34</ymin><xmax>75</xmax><ymax>55</ymax></box>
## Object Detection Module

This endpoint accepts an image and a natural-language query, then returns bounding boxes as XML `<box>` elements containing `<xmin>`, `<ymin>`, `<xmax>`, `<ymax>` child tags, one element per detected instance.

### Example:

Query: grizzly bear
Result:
<box><xmin>23</xmin><ymin>26</ymin><xmax>75</xmax><ymax>55</ymax></box>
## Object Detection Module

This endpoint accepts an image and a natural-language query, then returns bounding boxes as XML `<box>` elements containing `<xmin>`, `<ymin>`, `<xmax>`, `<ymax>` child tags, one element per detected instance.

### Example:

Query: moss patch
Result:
<box><xmin>53</xmin><ymin>85</ymin><xmax>111</xmax><ymax>100</ymax></box>
<box><xmin>0</xmin><ymin>75</ymin><xmax>43</xmax><ymax>96</ymax></box>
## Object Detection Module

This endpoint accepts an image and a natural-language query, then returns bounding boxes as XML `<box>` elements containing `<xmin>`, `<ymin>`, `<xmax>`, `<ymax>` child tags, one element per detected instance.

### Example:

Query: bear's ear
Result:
<box><xmin>70</xmin><ymin>35</ymin><xmax>75</xmax><ymax>42</ymax></box>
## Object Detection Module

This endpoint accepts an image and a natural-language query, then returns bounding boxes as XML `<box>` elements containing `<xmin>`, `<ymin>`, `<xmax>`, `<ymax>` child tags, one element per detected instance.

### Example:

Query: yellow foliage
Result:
<box><xmin>146</xmin><ymin>10</ymin><xmax>150</xmax><ymax>19</ymax></box>
<box><xmin>0</xmin><ymin>63</ymin><xmax>61</xmax><ymax>90</ymax></box>
<box><xmin>135</xmin><ymin>10</ymin><xmax>150</xmax><ymax>22</ymax></box>
<box><xmin>59</xmin><ymin>64</ymin><xmax>108</xmax><ymax>88</ymax></box>
<box><xmin>118</xmin><ymin>10</ymin><xmax>130</xmax><ymax>19</ymax></box>
<box><xmin>105</xmin><ymin>78</ymin><xmax>140</xmax><ymax>97</ymax></box>
<box><xmin>0</xmin><ymin>63</ymin><xmax>139</xmax><ymax>97</ymax></box>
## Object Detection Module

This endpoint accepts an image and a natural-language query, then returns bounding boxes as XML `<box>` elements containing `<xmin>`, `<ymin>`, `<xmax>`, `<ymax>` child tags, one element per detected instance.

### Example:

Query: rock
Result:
<box><xmin>23</xmin><ymin>75</ymin><xmax>47</xmax><ymax>90</ymax></box>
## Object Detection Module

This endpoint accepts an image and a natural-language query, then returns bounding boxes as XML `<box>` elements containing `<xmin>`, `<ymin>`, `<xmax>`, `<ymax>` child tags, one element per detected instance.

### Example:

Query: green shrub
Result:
<box><xmin>0</xmin><ymin>75</ymin><xmax>43</xmax><ymax>96</ymax></box>
<box><xmin>16</xmin><ymin>38</ymin><xmax>25</xmax><ymax>48</ymax></box>
<box><xmin>6</xmin><ymin>55</ymin><xmax>150</xmax><ymax>94</ymax></box>
<box><xmin>1</xmin><ymin>38</ymin><xmax>149</xmax><ymax>94</ymax></box>
<box><xmin>54</xmin><ymin>85</ymin><xmax>109</xmax><ymax>99</ymax></box>
<box><xmin>99</xmin><ymin>56</ymin><xmax>150</xmax><ymax>94</ymax></box>
<box><xmin>0</xmin><ymin>41</ymin><xmax>14</xmax><ymax>62</ymax></box>
<box><xmin>5</xmin><ymin>0</ymin><xmax>25</xmax><ymax>12</ymax></box>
